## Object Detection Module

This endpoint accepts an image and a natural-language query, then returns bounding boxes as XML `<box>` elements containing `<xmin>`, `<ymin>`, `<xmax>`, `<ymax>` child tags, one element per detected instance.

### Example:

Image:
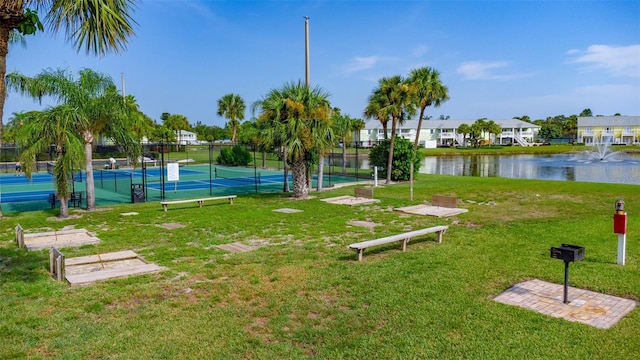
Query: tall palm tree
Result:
<box><xmin>254</xmin><ymin>81</ymin><xmax>332</xmax><ymax>198</ymax></box>
<box><xmin>333</xmin><ymin>111</ymin><xmax>359</xmax><ymax>175</ymax></box>
<box><xmin>217</xmin><ymin>93</ymin><xmax>245</xmax><ymax>143</ymax></box>
<box><xmin>457</xmin><ymin>123</ymin><xmax>471</xmax><ymax>146</ymax></box>
<box><xmin>0</xmin><ymin>0</ymin><xmax>138</xmax><ymax>166</ymax></box>
<box><xmin>364</xmin><ymin>91</ymin><xmax>390</xmax><ymax>140</ymax></box>
<box><xmin>1</xmin><ymin>1</ymin><xmax>136</xmax><ymax>217</ymax></box>
<box><xmin>370</xmin><ymin>75</ymin><xmax>416</xmax><ymax>184</ymax></box>
<box><xmin>17</xmin><ymin>105</ymin><xmax>85</xmax><ymax>218</ymax></box>
<box><xmin>407</xmin><ymin>67</ymin><xmax>449</xmax><ymax>199</ymax></box>
<box><xmin>253</xmin><ymin>92</ymin><xmax>290</xmax><ymax>192</ymax></box>
<box><xmin>6</xmin><ymin>67</ymin><xmax>141</xmax><ymax>211</ymax></box>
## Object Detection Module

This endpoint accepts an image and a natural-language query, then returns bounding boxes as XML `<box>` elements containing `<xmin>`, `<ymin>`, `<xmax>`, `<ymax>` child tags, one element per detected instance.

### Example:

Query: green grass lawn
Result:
<box><xmin>1</xmin><ymin>175</ymin><xmax>638</xmax><ymax>359</ymax></box>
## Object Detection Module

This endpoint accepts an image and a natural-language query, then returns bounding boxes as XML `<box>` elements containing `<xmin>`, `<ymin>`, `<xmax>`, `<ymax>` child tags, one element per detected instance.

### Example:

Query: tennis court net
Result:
<box><xmin>215</xmin><ymin>167</ymin><xmax>261</xmax><ymax>184</ymax></box>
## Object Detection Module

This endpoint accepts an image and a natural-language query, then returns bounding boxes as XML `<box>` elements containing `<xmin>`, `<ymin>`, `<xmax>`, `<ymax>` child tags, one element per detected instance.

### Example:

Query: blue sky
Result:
<box><xmin>4</xmin><ymin>0</ymin><xmax>640</xmax><ymax>128</ymax></box>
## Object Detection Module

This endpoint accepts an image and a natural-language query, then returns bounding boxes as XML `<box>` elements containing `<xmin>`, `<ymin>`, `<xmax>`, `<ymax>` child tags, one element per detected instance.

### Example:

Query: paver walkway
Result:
<box><xmin>494</xmin><ymin>279</ymin><xmax>636</xmax><ymax>329</ymax></box>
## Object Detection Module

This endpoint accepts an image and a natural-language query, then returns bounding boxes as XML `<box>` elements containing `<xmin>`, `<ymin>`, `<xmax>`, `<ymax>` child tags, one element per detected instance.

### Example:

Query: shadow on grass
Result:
<box><xmin>0</xmin><ymin>247</ymin><xmax>50</xmax><ymax>284</ymax></box>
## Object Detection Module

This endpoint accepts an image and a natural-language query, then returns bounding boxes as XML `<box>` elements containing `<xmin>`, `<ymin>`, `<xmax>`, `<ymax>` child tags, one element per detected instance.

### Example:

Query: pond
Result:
<box><xmin>419</xmin><ymin>152</ymin><xmax>640</xmax><ymax>185</ymax></box>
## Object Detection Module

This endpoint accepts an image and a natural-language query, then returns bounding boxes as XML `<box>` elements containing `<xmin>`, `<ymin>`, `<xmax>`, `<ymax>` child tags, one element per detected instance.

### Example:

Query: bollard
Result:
<box><xmin>613</xmin><ymin>199</ymin><xmax>627</xmax><ymax>266</ymax></box>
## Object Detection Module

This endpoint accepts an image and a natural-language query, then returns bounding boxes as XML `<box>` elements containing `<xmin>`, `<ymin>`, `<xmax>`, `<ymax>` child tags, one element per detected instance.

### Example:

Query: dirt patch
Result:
<box><xmin>289</xmin><ymin>195</ymin><xmax>317</xmax><ymax>201</ymax></box>
<box><xmin>47</xmin><ymin>214</ymin><xmax>83</xmax><ymax>221</ymax></box>
<box><xmin>158</xmin><ymin>223</ymin><xmax>185</xmax><ymax>230</ymax></box>
<box><xmin>347</xmin><ymin>220</ymin><xmax>379</xmax><ymax>228</ymax></box>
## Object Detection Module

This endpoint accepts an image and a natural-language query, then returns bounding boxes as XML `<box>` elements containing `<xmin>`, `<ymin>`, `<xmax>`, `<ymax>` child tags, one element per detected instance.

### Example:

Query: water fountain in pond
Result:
<box><xmin>585</xmin><ymin>136</ymin><xmax>621</xmax><ymax>161</ymax></box>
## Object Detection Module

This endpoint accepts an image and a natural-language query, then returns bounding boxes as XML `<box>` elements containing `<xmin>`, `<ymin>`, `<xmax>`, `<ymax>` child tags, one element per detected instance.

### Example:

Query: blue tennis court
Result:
<box><xmin>0</xmin><ymin>163</ymin><xmax>363</xmax><ymax>213</ymax></box>
<box><xmin>144</xmin><ymin>173</ymin><xmax>286</xmax><ymax>192</ymax></box>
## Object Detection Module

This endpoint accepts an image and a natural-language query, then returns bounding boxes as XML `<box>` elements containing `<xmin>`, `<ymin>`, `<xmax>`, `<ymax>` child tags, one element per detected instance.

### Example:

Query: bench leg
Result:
<box><xmin>198</xmin><ymin>201</ymin><xmax>204</xmax><ymax>208</ymax></box>
<box><xmin>162</xmin><ymin>204</ymin><xmax>168</xmax><ymax>212</ymax></box>
<box><xmin>401</xmin><ymin>239</ymin><xmax>408</xmax><ymax>252</ymax></box>
<box><xmin>437</xmin><ymin>230</ymin><xmax>445</xmax><ymax>243</ymax></box>
<box><xmin>357</xmin><ymin>249</ymin><xmax>364</xmax><ymax>261</ymax></box>
<box><xmin>229</xmin><ymin>197</ymin><xmax>234</xmax><ymax>204</ymax></box>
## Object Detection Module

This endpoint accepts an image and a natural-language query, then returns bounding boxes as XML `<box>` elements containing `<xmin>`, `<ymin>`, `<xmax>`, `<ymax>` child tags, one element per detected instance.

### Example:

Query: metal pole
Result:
<box><xmin>160</xmin><ymin>140</ymin><xmax>165</xmax><ymax>201</ymax></box>
<box><xmin>121</xmin><ymin>73</ymin><xmax>126</xmax><ymax>101</ymax></box>
<box><xmin>208</xmin><ymin>142</ymin><xmax>213</xmax><ymax>196</ymax></box>
<box><xmin>617</xmin><ymin>233</ymin><xmax>627</xmax><ymax>266</ymax></box>
<box><xmin>563</xmin><ymin>261</ymin><xmax>570</xmax><ymax>304</ymax></box>
<box><xmin>304</xmin><ymin>16</ymin><xmax>310</xmax><ymax>86</ymax></box>
<box><xmin>253</xmin><ymin>145</ymin><xmax>258</xmax><ymax>194</ymax></box>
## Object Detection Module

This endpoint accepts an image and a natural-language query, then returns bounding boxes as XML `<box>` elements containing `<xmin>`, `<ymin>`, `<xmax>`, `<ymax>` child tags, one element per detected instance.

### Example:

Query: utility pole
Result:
<box><xmin>121</xmin><ymin>73</ymin><xmax>126</xmax><ymax>102</ymax></box>
<box><xmin>304</xmin><ymin>16</ymin><xmax>310</xmax><ymax>87</ymax></box>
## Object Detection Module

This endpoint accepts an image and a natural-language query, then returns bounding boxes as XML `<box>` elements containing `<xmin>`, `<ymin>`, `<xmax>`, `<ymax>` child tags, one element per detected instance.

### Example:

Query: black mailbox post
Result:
<box><xmin>550</xmin><ymin>244</ymin><xmax>585</xmax><ymax>304</ymax></box>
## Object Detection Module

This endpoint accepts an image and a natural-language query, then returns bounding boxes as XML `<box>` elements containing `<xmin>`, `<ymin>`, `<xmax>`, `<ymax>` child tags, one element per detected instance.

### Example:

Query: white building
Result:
<box><xmin>175</xmin><ymin>130</ymin><xmax>198</xmax><ymax>145</ymax></box>
<box><xmin>359</xmin><ymin>119</ymin><xmax>540</xmax><ymax>148</ymax></box>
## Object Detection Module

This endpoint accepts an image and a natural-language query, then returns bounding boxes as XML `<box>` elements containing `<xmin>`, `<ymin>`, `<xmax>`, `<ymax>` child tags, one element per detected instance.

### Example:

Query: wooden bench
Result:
<box><xmin>160</xmin><ymin>195</ymin><xmax>237</xmax><ymax>212</ymax></box>
<box><xmin>49</xmin><ymin>192</ymin><xmax>83</xmax><ymax>208</ymax></box>
<box><xmin>432</xmin><ymin>194</ymin><xmax>458</xmax><ymax>209</ymax></box>
<box><xmin>348</xmin><ymin>225</ymin><xmax>448</xmax><ymax>261</ymax></box>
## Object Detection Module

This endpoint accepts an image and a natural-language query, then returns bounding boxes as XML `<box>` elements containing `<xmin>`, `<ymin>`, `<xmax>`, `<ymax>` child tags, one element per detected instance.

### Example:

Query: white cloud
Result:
<box><xmin>568</xmin><ymin>44</ymin><xmax>640</xmax><ymax>78</ymax></box>
<box><xmin>344</xmin><ymin>56</ymin><xmax>379</xmax><ymax>74</ymax></box>
<box><xmin>456</xmin><ymin>61</ymin><xmax>531</xmax><ymax>81</ymax></box>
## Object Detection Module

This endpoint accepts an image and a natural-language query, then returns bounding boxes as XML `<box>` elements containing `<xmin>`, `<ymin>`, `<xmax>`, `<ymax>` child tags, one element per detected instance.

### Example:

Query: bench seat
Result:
<box><xmin>160</xmin><ymin>195</ymin><xmax>237</xmax><ymax>212</ymax></box>
<box><xmin>349</xmin><ymin>225</ymin><xmax>448</xmax><ymax>261</ymax></box>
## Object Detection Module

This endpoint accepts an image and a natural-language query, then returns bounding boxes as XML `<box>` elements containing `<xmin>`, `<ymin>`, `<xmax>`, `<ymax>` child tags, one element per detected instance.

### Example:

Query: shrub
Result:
<box><xmin>369</xmin><ymin>137</ymin><xmax>420</xmax><ymax>181</ymax></box>
<box><xmin>216</xmin><ymin>145</ymin><xmax>252</xmax><ymax>166</ymax></box>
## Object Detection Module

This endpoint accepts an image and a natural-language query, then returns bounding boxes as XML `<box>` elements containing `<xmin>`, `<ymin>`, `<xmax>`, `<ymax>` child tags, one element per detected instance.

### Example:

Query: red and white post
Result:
<box><xmin>613</xmin><ymin>199</ymin><xmax>627</xmax><ymax>266</ymax></box>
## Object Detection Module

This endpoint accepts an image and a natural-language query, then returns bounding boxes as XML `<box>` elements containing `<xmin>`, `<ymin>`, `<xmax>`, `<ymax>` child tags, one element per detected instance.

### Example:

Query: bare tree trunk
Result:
<box><xmin>317</xmin><ymin>154</ymin><xmax>324</xmax><ymax>191</ymax></box>
<box><xmin>58</xmin><ymin>196</ymin><xmax>70</xmax><ymax>218</ymax></box>
<box><xmin>292</xmin><ymin>158</ymin><xmax>308</xmax><ymax>198</ymax></box>
<box><xmin>0</xmin><ymin>24</ymin><xmax>15</xmax><ymax>217</ymax></box>
<box><xmin>386</xmin><ymin>117</ymin><xmax>398</xmax><ymax>184</ymax></box>
<box><xmin>282</xmin><ymin>146</ymin><xmax>289</xmax><ymax>192</ymax></box>
<box><xmin>83</xmin><ymin>131</ymin><xmax>96</xmax><ymax>210</ymax></box>
<box><xmin>342</xmin><ymin>139</ymin><xmax>347</xmax><ymax>175</ymax></box>
<box><xmin>410</xmin><ymin>106</ymin><xmax>427</xmax><ymax>201</ymax></box>
<box><xmin>261</xmin><ymin>151</ymin><xmax>266</xmax><ymax>168</ymax></box>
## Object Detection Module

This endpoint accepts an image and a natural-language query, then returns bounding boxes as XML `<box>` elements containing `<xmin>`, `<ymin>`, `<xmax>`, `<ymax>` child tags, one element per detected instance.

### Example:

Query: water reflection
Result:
<box><xmin>419</xmin><ymin>153</ymin><xmax>640</xmax><ymax>185</ymax></box>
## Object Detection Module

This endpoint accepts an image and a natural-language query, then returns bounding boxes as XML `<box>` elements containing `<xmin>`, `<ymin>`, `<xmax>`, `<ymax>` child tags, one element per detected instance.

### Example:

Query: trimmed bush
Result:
<box><xmin>369</xmin><ymin>137</ymin><xmax>421</xmax><ymax>181</ymax></box>
<box><xmin>217</xmin><ymin>145</ymin><xmax>252</xmax><ymax>166</ymax></box>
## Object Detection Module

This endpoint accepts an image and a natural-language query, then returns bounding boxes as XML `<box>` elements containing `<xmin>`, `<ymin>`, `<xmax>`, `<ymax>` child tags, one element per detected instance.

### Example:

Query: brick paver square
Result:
<box><xmin>494</xmin><ymin>279</ymin><xmax>637</xmax><ymax>329</ymax></box>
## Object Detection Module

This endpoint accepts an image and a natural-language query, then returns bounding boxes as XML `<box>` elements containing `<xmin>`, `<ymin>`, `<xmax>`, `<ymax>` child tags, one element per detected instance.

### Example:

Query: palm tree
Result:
<box><xmin>217</xmin><ymin>93</ymin><xmax>245</xmax><ymax>143</ymax></box>
<box><xmin>17</xmin><ymin>105</ymin><xmax>85</xmax><ymax>218</ymax></box>
<box><xmin>457</xmin><ymin>123</ymin><xmax>472</xmax><ymax>146</ymax></box>
<box><xmin>333</xmin><ymin>111</ymin><xmax>358</xmax><ymax>175</ymax></box>
<box><xmin>0</xmin><ymin>0</ymin><xmax>138</xmax><ymax>170</ymax></box>
<box><xmin>163</xmin><ymin>113</ymin><xmax>191</xmax><ymax>151</ymax></box>
<box><xmin>364</xmin><ymin>91</ymin><xmax>390</xmax><ymax>140</ymax></box>
<box><xmin>486</xmin><ymin>120</ymin><xmax>502</xmax><ymax>144</ymax></box>
<box><xmin>408</xmin><ymin>67</ymin><xmax>449</xmax><ymax>149</ymax></box>
<box><xmin>6</xmin><ymin>68</ymin><xmax>141</xmax><ymax>211</ymax></box>
<box><xmin>369</xmin><ymin>75</ymin><xmax>416</xmax><ymax>184</ymax></box>
<box><xmin>407</xmin><ymin>67</ymin><xmax>449</xmax><ymax>199</ymax></box>
<box><xmin>253</xmin><ymin>93</ymin><xmax>290</xmax><ymax>192</ymax></box>
<box><xmin>254</xmin><ymin>81</ymin><xmax>332</xmax><ymax>198</ymax></box>
<box><xmin>125</xmin><ymin>95</ymin><xmax>156</xmax><ymax>145</ymax></box>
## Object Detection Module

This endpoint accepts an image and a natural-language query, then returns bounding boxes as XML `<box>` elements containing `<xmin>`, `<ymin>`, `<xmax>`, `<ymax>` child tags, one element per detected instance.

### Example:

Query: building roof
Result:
<box><xmin>578</xmin><ymin>116</ymin><xmax>640</xmax><ymax>127</ymax></box>
<box><xmin>364</xmin><ymin>119</ymin><xmax>539</xmax><ymax>130</ymax></box>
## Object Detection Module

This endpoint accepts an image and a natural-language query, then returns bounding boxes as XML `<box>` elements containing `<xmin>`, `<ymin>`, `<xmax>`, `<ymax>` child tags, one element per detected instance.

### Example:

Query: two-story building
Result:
<box><xmin>359</xmin><ymin>119</ymin><xmax>539</xmax><ymax>148</ymax></box>
<box><xmin>577</xmin><ymin>116</ymin><xmax>640</xmax><ymax>145</ymax></box>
